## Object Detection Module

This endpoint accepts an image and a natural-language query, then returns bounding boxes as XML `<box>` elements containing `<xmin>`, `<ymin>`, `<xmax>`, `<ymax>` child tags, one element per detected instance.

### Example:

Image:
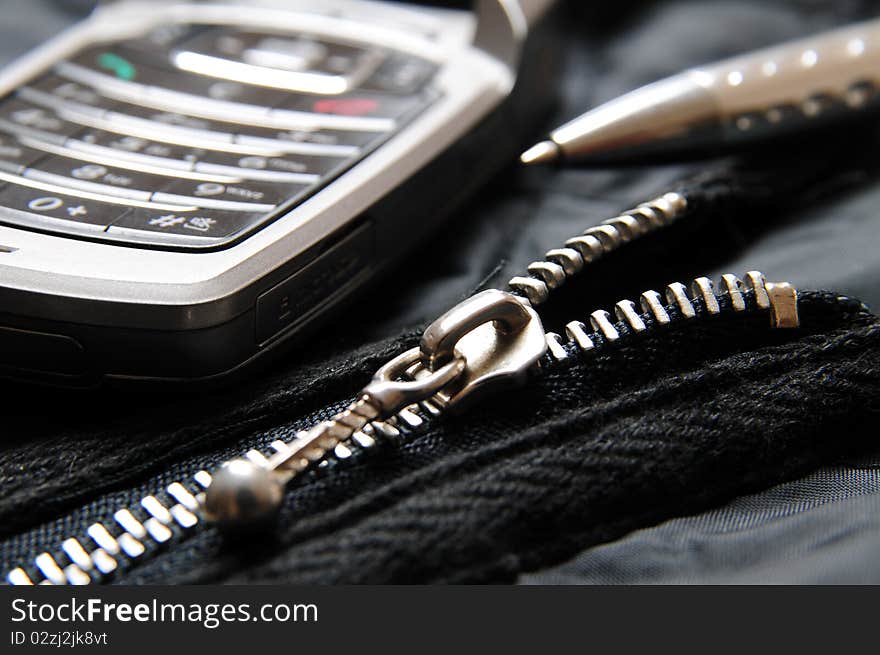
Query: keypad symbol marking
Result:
<box><xmin>312</xmin><ymin>97</ymin><xmax>379</xmax><ymax>117</ymax></box>
<box><xmin>97</xmin><ymin>52</ymin><xmax>136</xmax><ymax>81</ymax></box>
<box><xmin>149</xmin><ymin>214</ymin><xmax>188</xmax><ymax>228</ymax></box>
<box><xmin>28</xmin><ymin>197</ymin><xmax>63</xmax><ymax>211</ymax></box>
<box><xmin>184</xmin><ymin>217</ymin><xmax>217</xmax><ymax>232</ymax></box>
<box><xmin>72</xmin><ymin>164</ymin><xmax>108</xmax><ymax>180</ymax></box>
<box><xmin>67</xmin><ymin>205</ymin><xmax>87</xmax><ymax>217</ymax></box>
<box><xmin>238</xmin><ymin>156</ymin><xmax>268</xmax><ymax>170</ymax></box>
<box><xmin>194</xmin><ymin>183</ymin><xmax>226</xmax><ymax>197</ymax></box>
<box><xmin>11</xmin><ymin>108</ymin><xmax>61</xmax><ymax>131</ymax></box>
<box><xmin>208</xmin><ymin>81</ymin><xmax>245</xmax><ymax>100</ymax></box>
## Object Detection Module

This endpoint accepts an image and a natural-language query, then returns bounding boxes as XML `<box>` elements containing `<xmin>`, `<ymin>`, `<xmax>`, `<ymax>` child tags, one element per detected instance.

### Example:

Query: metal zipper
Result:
<box><xmin>5</xmin><ymin>191</ymin><xmax>801</xmax><ymax>585</ymax></box>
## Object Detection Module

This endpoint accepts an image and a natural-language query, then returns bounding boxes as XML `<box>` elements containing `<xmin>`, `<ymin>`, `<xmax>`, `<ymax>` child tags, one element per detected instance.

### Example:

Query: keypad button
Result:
<box><xmin>234</xmin><ymin>124</ymin><xmax>379</xmax><ymax>152</ymax></box>
<box><xmin>67</xmin><ymin>46</ymin><xmax>292</xmax><ymax>108</ymax></box>
<box><xmin>244</xmin><ymin>37</ymin><xmax>328</xmax><ymax>72</ymax></box>
<box><xmin>0</xmin><ymin>183</ymin><xmax>125</xmax><ymax>231</ymax></box>
<box><xmin>278</xmin><ymin>90</ymin><xmax>423</xmax><ymax>121</ymax></box>
<box><xmin>120</xmin><ymin>24</ymin><xmax>200</xmax><ymax>57</ymax></box>
<box><xmin>0</xmin><ymin>98</ymin><xmax>82</xmax><ymax>143</ymax></box>
<box><xmin>107</xmin><ymin>206</ymin><xmax>265</xmax><ymax>245</ymax></box>
<box><xmin>25</xmin><ymin>74</ymin><xmax>112</xmax><ymax>111</ymax></box>
<box><xmin>97</xmin><ymin>104</ymin><xmax>247</xmax><ymax>153</ymax></box>
<box><xmin>109</xmin><ymin>103</ymin><xmax>218</xmax><ymax>133</ymax></box>
<box><xmin>102</xmin><ymin>102</ymin><xmax>252</xmax><ymax>147</ymax></box>
<box><xmin>65</xmin><ymin>48</ymin><xmax>154</xmax><ymax>87</ymax></box>
<box><xmin>71</xmin><ymin>128</ymin><xmax>208</xmax><ymax>164</ymax></box>
<box><xmin>155</xmin><ymin>178</ymin><xmax>301</xmax><ymax>208</ymax></box>
<box><xmin>361</xmin><ymin>55</ymin><xmax>437</xmax><ymax>95</ymax></box>
<box><xmin>175</xmin><ymin>28</ymin><xmax>379</xmax><ymax>81</ymax></box>
<box><xmin>195</xmin><ymin>150</ymin><xmax>344</xmax><ymax>180</ymax></box>
<box><xmin>31</xmin><ymin>155</ymin><xmax>178</xmax><ymax>198</ymax></box>
<box><xmin>0</xmin><ymin>133</ymin><xmax>48</xmax><ymax>174</ymax></box>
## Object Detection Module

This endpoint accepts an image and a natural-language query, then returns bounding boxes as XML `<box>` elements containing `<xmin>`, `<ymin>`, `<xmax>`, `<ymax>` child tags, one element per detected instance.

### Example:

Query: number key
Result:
<box><xmin>0</xmin><ymin>183</ymin><xmax>125</xmax><ymax>232</ymax></box>
<box><xmin>0</xmin><ymin>98</ymin><xmax>82</xmax><ymax>143</ymax></box>
<box><xmin>0</xmin><ymin>133</ymin><xmax>48</xmax><ymax>174</ymax></box>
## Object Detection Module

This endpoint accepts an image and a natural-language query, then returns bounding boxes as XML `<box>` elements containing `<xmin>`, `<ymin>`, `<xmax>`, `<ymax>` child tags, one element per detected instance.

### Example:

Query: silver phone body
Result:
<box><xmin>0</xmin><ymin>0</ymin><xmax>556</xmax><ymax>386</ymax></box>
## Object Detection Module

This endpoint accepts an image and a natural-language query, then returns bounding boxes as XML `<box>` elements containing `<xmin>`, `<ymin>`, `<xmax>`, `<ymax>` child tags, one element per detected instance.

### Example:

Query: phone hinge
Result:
<box><xmin>473</xmin><ymin>0</ymin><xmax>555</xmax><ymax>70</ymax></box>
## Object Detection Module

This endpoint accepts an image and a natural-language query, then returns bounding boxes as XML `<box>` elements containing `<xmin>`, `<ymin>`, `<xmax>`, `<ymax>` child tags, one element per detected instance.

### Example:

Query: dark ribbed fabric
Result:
<box><xmin>113</xmin><ymin>292</ymin><xmax>880</xmax><ymax>583</ymax></box>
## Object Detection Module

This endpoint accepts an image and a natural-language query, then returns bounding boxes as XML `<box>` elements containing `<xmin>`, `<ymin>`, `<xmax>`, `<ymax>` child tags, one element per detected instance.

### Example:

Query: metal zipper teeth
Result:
<box><xmin>5</xmin><ymin>404</ymin><xmax>434</xmax><ymax>586</ymax></box>
<box><xmin>3</xmin><ymin>189</ymin><xmax>689</xmax><ymax>585</ymax></box>
<box><xmin>6</xmin><ymin>268</ymin><xmax>779</xmax><ymax>586</ymax></box>
<box><xmin>508</xmin><ymin>191</ymin><xmax>687</xmax><ymax>306</ymax></box>
<box><xmin>541</xmin><ymin>270</ymin><xmax>773</xmax><ymax>361</ymax></box>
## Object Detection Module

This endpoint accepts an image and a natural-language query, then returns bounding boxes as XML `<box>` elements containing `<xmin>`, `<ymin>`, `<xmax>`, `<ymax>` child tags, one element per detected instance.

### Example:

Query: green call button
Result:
<box><xmin>97</xmin><ymin>52</ymin><xmax>136</xmax><ymax>81</ymax></box>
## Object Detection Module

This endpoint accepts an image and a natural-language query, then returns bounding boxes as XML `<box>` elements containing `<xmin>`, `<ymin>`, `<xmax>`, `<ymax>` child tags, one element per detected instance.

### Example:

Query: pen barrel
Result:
<box><xmin>550</xmin><ymin>18</ymin><xmax>880</xmax><ymax>164</ymax></box>
<box><xmin>692</xmin><ymin>18</ymin><xmax>880</xmax><ymax>140</ymax></box>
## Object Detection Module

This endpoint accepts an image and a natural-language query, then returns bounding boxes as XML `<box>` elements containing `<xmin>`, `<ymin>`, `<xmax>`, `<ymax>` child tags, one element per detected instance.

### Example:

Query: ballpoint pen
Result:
<box><xmin>521</xmin><ymin>17</ymin><xmax>880</xmax><ymax>166</ymax></box>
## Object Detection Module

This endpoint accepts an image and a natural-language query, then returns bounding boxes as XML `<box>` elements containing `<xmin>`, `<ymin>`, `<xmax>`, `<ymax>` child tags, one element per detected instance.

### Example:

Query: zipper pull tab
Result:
<box><xmin>203</xmin><ymin>290</ymin><xmax>546</xmax><ymax>531</ymax></box>
<box><xmin>414</xmin><ymin>288</ymin><xmax>547</xmax><ymax>411</ymax></box>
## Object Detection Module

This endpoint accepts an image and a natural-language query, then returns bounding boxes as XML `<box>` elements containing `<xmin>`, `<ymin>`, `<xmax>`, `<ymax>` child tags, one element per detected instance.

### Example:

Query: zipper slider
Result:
<box><xmin>203</xmin><ymin>289</ymin><xmax>546</xmax><ymax>531</ymax></box>
<box><xmin>414</xmin><ymin>288</ymin><xmax>547</xmax><ymax>410</ymax></box>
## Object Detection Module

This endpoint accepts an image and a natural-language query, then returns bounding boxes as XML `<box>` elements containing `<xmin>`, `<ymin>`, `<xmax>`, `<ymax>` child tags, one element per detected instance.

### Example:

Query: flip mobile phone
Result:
<box><xmin>0</xmin><ymin>0</ymin><xmax>556</xmax><ymax>386</ymax></box>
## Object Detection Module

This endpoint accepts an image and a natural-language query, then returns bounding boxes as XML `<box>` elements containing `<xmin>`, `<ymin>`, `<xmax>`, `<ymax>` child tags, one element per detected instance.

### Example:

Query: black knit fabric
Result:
<box><xmin>110</xmin><ymin>292</ymin><xmax>880</xmax><ymax>583</ymax></box>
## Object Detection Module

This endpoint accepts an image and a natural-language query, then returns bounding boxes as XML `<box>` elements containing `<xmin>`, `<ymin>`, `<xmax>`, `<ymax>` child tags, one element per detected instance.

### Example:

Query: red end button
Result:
<box><xmin>312</xmin><ymin>97</ymin><xmax>381</xmax><ymax>117</ymax></box>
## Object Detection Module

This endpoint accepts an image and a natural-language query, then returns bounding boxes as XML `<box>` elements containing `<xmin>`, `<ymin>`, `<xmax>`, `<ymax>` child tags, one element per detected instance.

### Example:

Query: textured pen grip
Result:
<box><xmin>688</xmin><ymin>18</ymin><xmax>880</xmax><ymax>134</ymax></box>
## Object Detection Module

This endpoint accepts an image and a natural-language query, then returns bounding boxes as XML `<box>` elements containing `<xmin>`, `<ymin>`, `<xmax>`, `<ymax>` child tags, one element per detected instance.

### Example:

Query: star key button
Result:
<box><xmin>66</xmin><ymin>204</ymin><xmax>89</xmax><ymax>217</ymax></box>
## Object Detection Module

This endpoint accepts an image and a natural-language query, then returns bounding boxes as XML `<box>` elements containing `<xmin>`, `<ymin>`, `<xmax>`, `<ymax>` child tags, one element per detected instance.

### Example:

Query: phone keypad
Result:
<box><xmin>0</xmin><ymin>23</ymin><xmax>438</xmax><ymax>249</ymax></box>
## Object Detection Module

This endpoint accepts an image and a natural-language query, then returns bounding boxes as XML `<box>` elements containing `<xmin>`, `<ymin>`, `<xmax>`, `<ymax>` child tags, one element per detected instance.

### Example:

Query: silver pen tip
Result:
<box><xmin>520</xmin><ymin>140</ymin><xmax>560</xmax><ymax>165</ymax></box>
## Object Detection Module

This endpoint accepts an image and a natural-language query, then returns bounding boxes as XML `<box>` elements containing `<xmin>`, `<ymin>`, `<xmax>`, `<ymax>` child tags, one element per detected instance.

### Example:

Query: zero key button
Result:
<box><xmin>0</xmin><ymin>183</ymin><xmax>124</xmax><ymax>232</ymax></box>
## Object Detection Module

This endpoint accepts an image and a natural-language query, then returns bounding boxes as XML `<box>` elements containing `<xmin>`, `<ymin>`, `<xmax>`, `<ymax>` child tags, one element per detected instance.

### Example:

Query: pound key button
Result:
<box><xmin>107</xmin><ymin>207</ymin><xmax>264</xmax><ymax>246</ymax></box>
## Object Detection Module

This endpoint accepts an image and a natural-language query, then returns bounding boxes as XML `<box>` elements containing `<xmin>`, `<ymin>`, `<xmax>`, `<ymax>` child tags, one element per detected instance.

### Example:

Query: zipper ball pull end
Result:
<box><xmin>202</xmin><ymin>459</ymin><xmax>286</xmax><ymax>531</ymax></box>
